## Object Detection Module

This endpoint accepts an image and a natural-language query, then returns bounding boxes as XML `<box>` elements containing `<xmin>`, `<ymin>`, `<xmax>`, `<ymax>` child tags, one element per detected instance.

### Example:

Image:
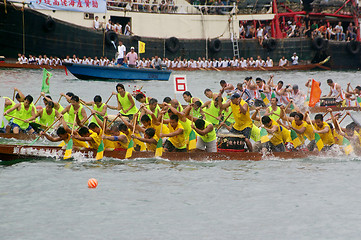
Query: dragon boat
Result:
<box><xmin>0</xmin><ymin>143</ymin><xmax>328</xmax><ymax>162</ymax></box>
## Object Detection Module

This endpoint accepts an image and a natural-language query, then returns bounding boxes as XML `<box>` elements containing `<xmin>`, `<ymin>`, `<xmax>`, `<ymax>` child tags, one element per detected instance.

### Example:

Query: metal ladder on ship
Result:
<box><xmin>229</xmin><ymin>8</ymin><xmax>240</xmax><ymax>59</ymax></box>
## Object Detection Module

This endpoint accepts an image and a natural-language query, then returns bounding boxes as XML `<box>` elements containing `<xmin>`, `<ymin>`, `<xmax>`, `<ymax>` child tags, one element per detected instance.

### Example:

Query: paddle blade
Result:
<box><xmin>357</xmin><ymin>96</ymin><xmax>361</xmax><ymax>107</ymax></box>
<box><xmin>29</xmin><ymin>136</ymin><xmax>41</xmax><ymax>146</ymax></box>
<box><xmin>125</xmin><ymin>139</ymin><xmax>134</xmax><ymax>159</ymax></box>
<box><xmin>290</xmin><ymin>129</ymin><xmax>302</xmax><ymax>148</ymax></box>
<box><xmin>96</xmin><ymin>140</ymin><xmax>104</xmax><ymax>160</ymax></box>
<box><xmin>260</xmin><ymin>128</ymin><xmax>270</xmax><ymax>143</ymax></box>
<box><xmin>188</xmin><ymin>130</ymin><xmax>197</xmax><ymax>150</ymax></box>
<box><xmin>260</xmin><ymin>93</ymin><xmax>270</xmax><ymax>105</ymax></box>
<box><xmin>63</xmin><ymin>138</ymin><xmax>73</xmax><ymax>159</ymax></box>
<box><xmin>155</xmin><ymin>138</ymin><xmax>163</xmax><ymax>157</ymax></box>
<box><xmin>314</xmin><ymin>133</ymin><xmax>324</xmax><ymax>152</ymax></box>
<box><xmin>342</xmin><ymin>137</ymin><xmax>353</xmax><ymax>155</ymax></box>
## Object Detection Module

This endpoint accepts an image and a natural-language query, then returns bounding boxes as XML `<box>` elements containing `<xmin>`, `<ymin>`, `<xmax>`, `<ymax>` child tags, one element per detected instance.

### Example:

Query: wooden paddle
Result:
<box><xmin>211</xmin><ymin>67</ymin><xmax>221</xmax><ymax>72</ymax></box>
<box><xmin>155</xmin><ymin>116</ymin><xmax>164</xmax><ymax>157</ymax></box>
<box><xmin>216</xmin><ymin>110</ymin><xmax>233</xmax><ymax>132</ymax></box>
<box><xmin>125</xmin><ymin>113</ymin><xmax>138</xmax><ymax>159</ymax></box>
<box><xmin>63</xmin><ymin>113</ymin><xmax>78</xmax><ymax>160</ymax></box>
<box><xmin>57</xmin><ymin>95</ymin><xmax>63</xmax><ymax>103</ymax></box>
<box><xmin>96</xmin><ymin>118</ymin><xmax>107</xmax><ymax>160</ymax></box>
<box><xmin>104</xmin><ymin>93</ymin><xmax>113</xmax><ymax>104</ymax></box>
<box><xmin>106</xmin><ymin>114</ymin><xmax>121</xmax><ymax>128</ymax></box>
<box><xmin>4</xmin><ymin>114</ymin><xmax>47</xmax><ymax>129</ymax></box>
<box><xmin>203</xmin><ymin>111</ymin><xmax>220</xmax><ymax>120</ymax></box>
<box><xmin>12</xmin><ymin>89</ymin><xmax>16</xmax><ymax>101</ymax></box>
<box><xmin>34</xmin><ymin>94</ymin><xmax>42</xmax><ymax>105</ymax></box>
<box><xmin>339</xmin><ymin>113</ymin><xmax>348</xmax><ymax>124</ymax></box>
<box><xmin>30</xmin><ymin>116</ymin><xmax>63</xmax><ymax>145</ymax></box>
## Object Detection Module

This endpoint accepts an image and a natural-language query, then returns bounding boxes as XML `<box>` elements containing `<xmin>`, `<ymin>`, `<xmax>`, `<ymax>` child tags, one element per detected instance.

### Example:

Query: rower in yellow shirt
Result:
<box><xmin>290</xmin><ymin>112</ymin><xmax>316</xmax><ymax>151</ymax></box>
<box><xmin>160</xmin><ymin>114</ymin><xmax>187</xmax><ymax>152</ymax></box>
<box><xmin>102</xmin><ymin>123</ymin><xmax>130</xmax><ymax>150</ymax></box>
<box><xmin>131</xmin><ymin>128</ymin><xmax>159</xmax><ymax>152</ymax></box>
<box><xmin>139</xmin><ymin>113</ymin><xmax>169</xmax><ymax>139</ymax></box>
<box><xmin>261</xmin><ymin>116</ymin><xmax>285</xmax><ymax>152</ymax></box>
<box><xmin>218</xmin><ymin>91</ymin><xmax>253</xmax><ymax>152</ymax></box>
<box><xmin>313</xmin><ymin>113</ymin><xmax>335</xmax><ymax>151</ymax></box>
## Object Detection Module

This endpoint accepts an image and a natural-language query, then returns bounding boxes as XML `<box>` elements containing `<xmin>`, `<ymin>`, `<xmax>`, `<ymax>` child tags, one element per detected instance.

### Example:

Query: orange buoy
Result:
<box><xmin>88</xmin><ymin>178</ymin><xmax>98</xmax><ymax>188</ymax></box>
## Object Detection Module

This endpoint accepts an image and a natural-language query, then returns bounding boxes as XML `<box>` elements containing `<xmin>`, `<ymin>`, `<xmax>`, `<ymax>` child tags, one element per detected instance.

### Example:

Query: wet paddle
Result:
<box><xmin>96</xmin><ymin>119</ymin><xmax>106</xmax><ymax>160</ymax></box>
<box><xmin>34</xmin><ymin>94</ymin><xmax>42</xmax><ymax>105</ymax></box>
<box><xmin>155</xmin><ymin>116</ymin><xmax>164</xmax><ymax>157</ymax></box>
<box><xmin>30</xmin><ymin>116</ymin><xmax>63</xmax><ymax>145</ymax></box>
<box><xmin>63</xmin><ymin>114</ymin><xmax>77</xmax><ymax>160</ymax></box>
<box><xmin>104</xmin><ymin>94</ymin><xmax>113</xmax><ymax>104</ymax></box>
<box><xmin>4</xmin><ymin>114</ymin><xmax>47</xmax><ymax>129</ymax></box>
<box><xmin>216</xmin><ymin>110</ymin><xmax>233</xmax><ymax>132</ymax></box>
<box><xmin>125</xmin><ymin>113</ymin><xmax>138</xmax><ymax>159</ymax></box>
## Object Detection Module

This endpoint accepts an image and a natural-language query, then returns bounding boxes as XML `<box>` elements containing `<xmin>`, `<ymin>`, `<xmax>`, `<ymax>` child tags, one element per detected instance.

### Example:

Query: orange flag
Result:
<box><xmin>309</xmin><ymin>79</ymin><xmax>321</xmax><ymax>107</ymax></box>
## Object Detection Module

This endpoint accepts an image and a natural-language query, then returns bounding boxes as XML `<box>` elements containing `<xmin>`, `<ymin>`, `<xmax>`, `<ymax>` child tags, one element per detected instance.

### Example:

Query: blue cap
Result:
<box><xmin>231</xmin><ymin>93</ymin><xmax>240</xmax><ymax>99</ymax></box>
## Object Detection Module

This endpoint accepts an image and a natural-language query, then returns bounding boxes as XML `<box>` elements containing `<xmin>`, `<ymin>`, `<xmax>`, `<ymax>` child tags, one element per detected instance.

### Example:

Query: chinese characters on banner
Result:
<box><xmin>173</xmin><ymin>75</ymin><xmax>187</xmax><ymax>94</ymax></box>
<box><xmin>29</xmin><ymin>0</ymin><xmax>106</xmax><ymax>13</ymax></box>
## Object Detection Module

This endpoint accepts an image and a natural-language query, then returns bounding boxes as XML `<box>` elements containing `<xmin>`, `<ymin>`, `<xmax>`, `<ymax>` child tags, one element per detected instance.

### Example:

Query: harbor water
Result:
<box><xmin>1</xmin><ymin>68</ymin><xmax>361</xmax><ymax>239</ymax></box>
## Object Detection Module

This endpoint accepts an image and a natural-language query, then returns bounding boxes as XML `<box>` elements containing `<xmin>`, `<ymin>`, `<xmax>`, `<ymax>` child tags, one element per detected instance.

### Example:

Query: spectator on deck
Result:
<box><xmin>347</xmin><ymin>22</ymin><xmax>356</xmax><ymax>41</ymax></box>
<box><xmin>106</xmin><ymin>19</ymin><xmax>113</xmax><ymax>32</ymax></box>
<box><xmin>239</xmin><ymin>22</ymin><xmax>245</xmax><ymax>39</ymax></box>
<box><xmin>114</xmin><ymin>22</ymin><xmax>122</xmax><ymax>35</ymax></box>
<box><xmin>257</xmin><ymin>25</ymin><xmax>264</xmax><ymax>45</ymax></box>
<box><xmin>124</xmin><ymin>22</ymin><xmax>132</xmax><ymax>35</ymax></box>
<box><xmin>93</xmin><ymin>16</ymin><xmax>101</xmax><ymax>31</ymax></box>
<box><xmin>117</xmin><ymin>40</ymin><xmax>126</xmax><ymax>66</ymax></box>
<box><xmin>327</xmin><ymin>24</ymin><xmax>336</xmax><ymax>40</ymax></box>
<box><xmin>126</xmin><ymin>47</ymin><xmax>138</xmax><ymax>68</ymax></box>
<box><xmin>310</xmin><ymin>21</ymin><xmax>319</xmax><ymax>39</ymax></box>
<box><xmin>335</xmin><ymin>22</ymin><xmax>345</xmax><ymax>41</ymax></box>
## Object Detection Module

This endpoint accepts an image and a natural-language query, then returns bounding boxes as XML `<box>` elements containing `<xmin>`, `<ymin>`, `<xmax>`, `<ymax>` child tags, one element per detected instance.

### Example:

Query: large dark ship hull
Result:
<box><xmin>1</xmin><ymin>2</ymin><xmax>360</xmax><ymax>69</ymax></box>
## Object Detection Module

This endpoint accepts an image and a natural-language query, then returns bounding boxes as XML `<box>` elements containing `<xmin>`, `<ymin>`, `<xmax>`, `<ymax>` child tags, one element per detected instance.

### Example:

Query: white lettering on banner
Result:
<box><xmin>29</xmin><ymin>0</ymin><xmax>106</xmax><ymax>13</ymax></box>
<box><xmin>173</xmin><ymin>75</ymin><xmax>187</xmax><ymax>93</ymax></box>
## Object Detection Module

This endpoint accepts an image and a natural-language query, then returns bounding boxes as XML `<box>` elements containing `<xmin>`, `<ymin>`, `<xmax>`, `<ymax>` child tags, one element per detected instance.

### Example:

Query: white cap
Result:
<box><xmin>131</xmin><ymin>47</ymin><xmax>135</xmax><ymax>50</ymax></box>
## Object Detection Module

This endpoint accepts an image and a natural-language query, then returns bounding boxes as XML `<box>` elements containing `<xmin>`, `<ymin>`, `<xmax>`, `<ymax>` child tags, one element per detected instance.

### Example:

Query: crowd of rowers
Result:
<box><xmin>15</xmin><ymin>53</ymin><xmax>298</xmax><ymax>68</ymax></box>
<box><xmin>1</xmin><ymin>77</ymin><xmax>361</xmax><ymax>154</ymax></box>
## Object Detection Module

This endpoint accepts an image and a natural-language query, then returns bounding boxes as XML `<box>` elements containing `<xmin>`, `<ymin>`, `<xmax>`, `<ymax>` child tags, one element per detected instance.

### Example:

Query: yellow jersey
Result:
<box><xmin>168</xmin><ymin>122</ymin><xmax>187</xmax><ymax>149</ymax></box>
<box><xmin>315</xmin><ymin>122</ymin><xmax>335</xmax><ymax>146</ymax></box>
<box><xmin>230</xmin><ymin>100</ymin><xmax>252</xmax><ymax>131</ymax></box>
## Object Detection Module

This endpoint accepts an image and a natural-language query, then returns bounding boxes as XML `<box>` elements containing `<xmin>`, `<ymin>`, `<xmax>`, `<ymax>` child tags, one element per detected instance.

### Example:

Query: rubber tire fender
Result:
<box><xmin>105</xmin><ymin>31</ymin><xmax>119</xmax><ymax>46</ymax></box>
<box><xmin>347</xmin><ymin>40</ymin><xmax>360</xmax><ymax>55</ymax></box>
<box><xmin>43</xmin><ymin>17</ymin><xmax>56</xmax><ymax>32</ymax></box>
<box><xmin>312</xmin><ymin>37</ymin><xmax>325</xmax><ymax>50</ymax></box>
<box><xmin>209</xmin><ymin>39</ymin><xmax>222</xmax><ymax>53</ymax></box>
<box><xmin>165</xmin><ymin>37</ymin><xmax>180</xmax><ymax>53</ymax></box>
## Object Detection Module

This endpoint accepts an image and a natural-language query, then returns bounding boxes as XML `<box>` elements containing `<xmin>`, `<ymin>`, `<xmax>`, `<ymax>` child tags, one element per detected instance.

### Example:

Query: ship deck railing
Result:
<box><xmin>106</xmin><ymin>0</ymin><xmax>275</xmax><ymax>15</ymax></box>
